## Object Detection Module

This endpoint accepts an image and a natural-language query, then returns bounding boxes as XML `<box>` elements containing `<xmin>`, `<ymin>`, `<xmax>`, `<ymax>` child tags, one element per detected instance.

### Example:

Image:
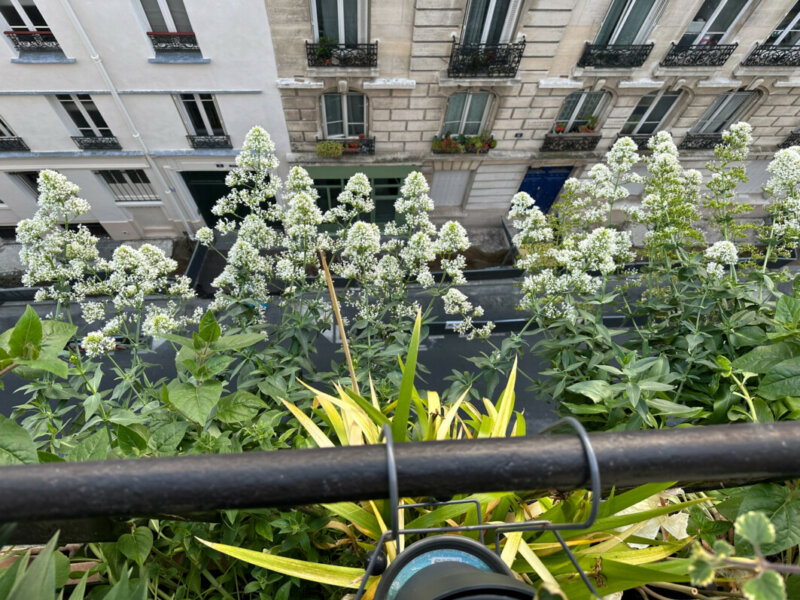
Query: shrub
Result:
<box><xmin>316</xmin><ymin>139</ymin><xmax>344</xmax><ymax>158</ymax></box>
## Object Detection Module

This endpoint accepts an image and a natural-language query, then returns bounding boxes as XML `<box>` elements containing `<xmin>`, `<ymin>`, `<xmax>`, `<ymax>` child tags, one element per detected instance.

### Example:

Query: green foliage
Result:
<box><xmin>315</xmin><ymin>140</ymin><xmax>343</xmax><ymax>158</ymax></box>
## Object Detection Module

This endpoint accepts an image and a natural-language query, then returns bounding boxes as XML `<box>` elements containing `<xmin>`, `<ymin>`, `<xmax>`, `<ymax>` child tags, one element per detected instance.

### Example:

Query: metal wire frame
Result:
<box><xmin>354</xmin><ymin>419</ymin><xmax>601</xmax><ymax>600</ymax></box>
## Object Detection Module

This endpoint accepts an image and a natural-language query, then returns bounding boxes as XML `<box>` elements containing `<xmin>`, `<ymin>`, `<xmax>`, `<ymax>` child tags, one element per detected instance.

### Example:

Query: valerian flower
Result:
<box><xmin>82</xmin><ymin>331</ymin><xmax>117</xmax><ymax>357</ymax></box>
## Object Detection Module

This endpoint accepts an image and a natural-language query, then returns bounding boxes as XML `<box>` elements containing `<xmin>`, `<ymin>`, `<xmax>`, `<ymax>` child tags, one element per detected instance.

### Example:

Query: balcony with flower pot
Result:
<box><xmin>315</xmin><ymin>135</ymin><xmax>375</xmax><ymax>158</ymax></box>
<box><xmin>305</xmin><ymin>38</ymin><xmax>378</xmax><ymax>68</ymax></box>
<box><xmin>541</xmin><ymin>117</ymin><xmax>601</xmax><ymax>152</ymax></box>
<box><xmin>431</xmin><ymin>133</ymin><xmax>497</xmax><ymax>154</ymax></box>
<box><xmin>447</xmin><ymin>39</ymin><xmax>525</xmax><ymax>78</ymax></box>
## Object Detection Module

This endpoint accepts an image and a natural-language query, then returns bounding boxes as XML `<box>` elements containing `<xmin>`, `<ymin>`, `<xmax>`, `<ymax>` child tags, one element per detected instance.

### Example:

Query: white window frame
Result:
<box><xmin>692</xmin><ymin>90</ymin><xmax>757</xmax><ymax>134</ymax></box>
<box><xmin>685</xmin><ymin>0</ymin><xmax>752</xmax><ymax>45</ymax></box>
<box><xmin>174</xmin><ymin>93</ymin><xmax>226</xmax><ymax>137</ymax></box>
<box><xmin>599</xmin><ymin>0</ymin><xmax>666</xmax><ymax>45</ymax></box>
<box><xmin>623</xmin><ymin>89</ymin><xmax>681</xmax><ymax>135</ymax></box>
<box><xmin>321</xmin><ymin>93</ymin><xmax>367</xmax><ymax>139</ymax></box>
<box><xmin>0</xmin><ymin>115</ymin><xmax>16</xmax><ymax>137</ymax></box>
<box><xmin>463</xmin><ymin>0</ymin><xmax>523</xmax><ymax>44</ymax></box>
<box><xmin>139</xmin><ymin>0</ymin><xmax>191</xmax><ymax>32</ymax></box>
<box><xmin>56</xmin><ymin>94</ymin><xmax>112</xmax><ymax>138</ymax></box>
<box><xmin>770</xmin><ymin>1</ymin><xmax>800</xmax><ymax>45</ymax></box>
<box><xmin>443</xmin><ymin>91</ymin><xmax>492</xmax><ymax>135</ymax></box>
<box><xmin>97</xmin><ymin>169</ymin><xmax>160</xmax><ymax>204</ymax></box>
<box><xmin>309</xmin><ymin>0</ymin><xmax>368</xmax><ymax>43</ymax></box>
<box><xmin>554</xmin><ymin>91</ymin><xmax>609</xmax><ymax>133</ymax></box>
<box><xmin>0</xmin><ymin>0</ymin><xmax>48</xmax><ymax>31</ymax></box>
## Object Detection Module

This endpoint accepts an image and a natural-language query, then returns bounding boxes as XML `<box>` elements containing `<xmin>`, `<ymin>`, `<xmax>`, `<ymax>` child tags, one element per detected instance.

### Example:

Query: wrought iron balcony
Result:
<box><xmin>146</xmin><ymin>31</ymin><xmax>200</xmax><ymax>52</ymax></box>
<box><xmin>316</xmin><ymin>137</ymin><xmax>375</xmax><ymax>155</ymax></box>
<box><xmin>660</xmin><ymin>42</ymin><xmax>738</xmax><ymax>67</ymax></box>
<box><xmin>678</xmin><ymin>132</ymin><xmax>723</xmax><ymax>150</ymax></box>
<box><xmin>188</xmin><ymin>135</ymin><xmax>232</xmax><ymax>149</ymax></box>
<box><xmin>305</xmin><ymin>41</ymin><xmax>378</xmax><ymax>68</ymax></box>
<box><xmin>71</xmin><ymin>136</ymin><xmax>122</xmax><ymax>151</ymax></box>
<box><xmin>447</xmin><ymin>39</ymin><xmax>526</xmax><ymax>78</ymax></box>
<box><xmin>779</xmin><ymin>131</ymin><xmax>800</xmax><ymax>149</ymax></box>
<box><xmin>0</xmin><ymin>137</ymin><xmax>29</xmax><ymax>152</ymax></box>
<box><xmin>541</xmin><ymin>132</ymin><xmax>601</xmax><ymax>152</ymax></box>
<box><xmin>577</xmin><ymin>42</ymin><xmax>653</xmax><ymax>68</ymax></box>
<box><xmin>742</xmin><ymin>43</ymin><xmax>800</xmax><ymax>67</ymax></box>
<box><xmin>3</xmin><ymin>29</ymin><xmax>61</xmax><ymax>53</ymax></box>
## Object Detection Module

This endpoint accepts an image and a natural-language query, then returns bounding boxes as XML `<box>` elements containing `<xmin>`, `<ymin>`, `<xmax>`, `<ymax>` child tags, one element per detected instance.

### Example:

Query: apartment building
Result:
<box><xmin>0</xmin><ymin>0</ymin><xmax>289</xmax><ymax>241</ymax></box>
<box><xmin>266</xmin><ymin>0</ymin><xmax>800</xmax><ymax>242</ymax></box>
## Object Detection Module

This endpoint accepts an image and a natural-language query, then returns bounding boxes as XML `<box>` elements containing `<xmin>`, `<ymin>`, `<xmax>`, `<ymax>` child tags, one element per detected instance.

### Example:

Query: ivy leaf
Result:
<box><xmin>736</xmin><ymin>511</ymin><xmax>776</xmax><ymax>547</ymax></box>
<box><xmin>8</xmin><ymin>306</ymin><xmax>42</xmax><ymax>360</ymax></box>
<box><xmin>0</xmin><ymin>415</ymin><xmax>38</xmax><ymax>465</ymax></box>
<box><xmin>742</xmin><ymin>571</ymin><xmax>786</xmax><ymax>600</ymax></box>
<box><xmin>118</xmin><ymin>527</ymin><xmax>153</xmax><ymax>567</ymax></box>
<box><xmin>168</xmin><ymin>380</ymin><xmax>223</xmax><ymax>425</ymax></box>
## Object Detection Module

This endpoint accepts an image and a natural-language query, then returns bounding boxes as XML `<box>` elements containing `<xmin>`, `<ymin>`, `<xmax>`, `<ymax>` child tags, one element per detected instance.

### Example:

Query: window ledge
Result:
<box><xmin>438</xmin><ymin>75</ymin><xmax>522</xmax><ymax>87</ymax></box>
<box><xmin>306</xmin><ymin>66</ymin><xmax>378</xmax><ymax>78</ymax></box>
<box><xmin>277</xmin><ymin>78</ymin><xmax>324</xmax><ymax>89</ymax></box>
<box><xmin>148</xmin><ymin>53</ymin><xmax>209</xmax><ymax>64</ymax></box>
<box><xmin>11</xmin><ymin>53</ymin><xmax>74</xmax><ymax>64</ymax></box>
<box><xmin>734</xmin><ymin>65</ymin><xmax>800</xmax><ymax>77</ymax></box>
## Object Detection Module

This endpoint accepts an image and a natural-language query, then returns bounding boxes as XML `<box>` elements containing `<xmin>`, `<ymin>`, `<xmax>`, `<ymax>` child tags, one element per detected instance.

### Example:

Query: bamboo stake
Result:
<box><xmin>318</xmin><ymin>250</ymin><xmax>359</xmax><ymax>395</ymax></box>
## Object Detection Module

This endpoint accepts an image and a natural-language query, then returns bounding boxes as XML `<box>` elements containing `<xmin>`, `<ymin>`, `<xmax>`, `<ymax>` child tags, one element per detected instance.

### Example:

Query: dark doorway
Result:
<box><xmin>517</xmin><ymin>167</ymin><xmax>573</xmax><ymax>213</ymax></box>
<box><xmin>180</xmin><ymin>171</ymin><xmax>229</xmax><ymax>227</ymax></box>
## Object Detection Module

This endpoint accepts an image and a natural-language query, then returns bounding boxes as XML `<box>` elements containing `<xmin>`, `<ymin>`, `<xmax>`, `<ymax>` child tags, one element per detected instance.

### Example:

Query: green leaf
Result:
<box><xmin>198</xmin><ymin>310</ymin><xmax>221</xmax><ymax>343</ymax></box>
<box><xmin>15</xmin><ymin>356</ymin><xmax>68</xmax><ymax>378</ymax></box>
<box><xmin>216</xmin><ymin>390</ymin><xmax>266</xmax><ymax>423</ymax></box>
<box><xmin>148</xmin><ymin>421</ymin><xmax>188</xmax><ymax>454</ymax></box>
<box><xmin>7</xmin><ymin>532</ymin><xmax>57</xmax><ymax>600</ymax></box>
<box><xmin>67</xmin><ymin>429</ymin><xmax>109</xmax><ymax>462</ymax></box>
<box><xmin>776</xmin><ymin>294</ymin><xmax>800</xmax><ymax>329</ymax></box>
<box><xmin>211</xmin><ymin>333</ymin><xmax>265</xmax><ymax>352</ymax></box>
<box><xmin>393</xmin><ymin>311</ymin><xmax>421</xmax><ymax>442</ymax></box>
<box><xmin>8</xmin><ymin>306</ymin><xmax>41</xmax><ymax>360</ymax></box>
<box><xmin>560</xmin><ymin>402</ymin><xmax>608</xmax><ymax>415</ymax></box>
<box><xmin>758</xmin><ymin>356</ymin><xmax>800</xmax><ymax>400</ymax></box>
<box><xmin>733</xmin><ymin>326</ymin><xmax>766</xmax><ymax>348</ymax></box>
<box><xmin>39</xmin><ymin>320</ymin><xmax>77</xmax><ymax>358</ymax></box>
<box><xmin>688</xmin><ymin>556</ymin><xmax>716</xmax><ymax>587</ymax></box>
<box><xmin>734</xmin><ymin>342</ymin><xmax>800</xmax><ymax>374</ymax></box>
<box><xmin>736</xmin><ymin>511</ymin><xmax>776</xmax><ymax>547</ymax></box>
<box><xmin>738</xmin><ymin>484</ymin><xmax>800</xmax><ymax>555</ymax></box>
<box><xmin>0</xmin><ymin>549</ymin><xmax>29</xmax><ymax>599</ymax></box>
<box><xmin>168</xmin><ymin>380</ymin><xmax>223</xmax><ymax>425</ymax></box>
<box><xmin>117</xmin><ymin>526</ymin><xmax>153</xmax><ymax>567</ymax></box>
<box><xmin>117</xmin><ymin>425</ymin><xmax>147</xmax><ymax>455</ymax></box>
<box><xmin>742</xmin><ymin>570</ymin><xmax>786</xmax><ymax>600</ymax></box>
<box><xmin>66</xmin><ymin>573</ymin><xmax>89</xmax><ymax>600</ymax></box>
<box><xmin>491</xmin><ymin>357</ymin><xmax>517</xmax><ymax>438</ymax></box>
<box><xmin>716</xmin><ymin>356</ymin><xmax>732</xmax><ymax>377</ymax></box>
<box><xmin>0</xmin><ymin>415</ymin><xmax>38</xmax><ymax>465</ymax></box>
<box><xmin>567</xmin><ymin>380</ymin><xmax>612</xmax><ymax>404</ymax></box>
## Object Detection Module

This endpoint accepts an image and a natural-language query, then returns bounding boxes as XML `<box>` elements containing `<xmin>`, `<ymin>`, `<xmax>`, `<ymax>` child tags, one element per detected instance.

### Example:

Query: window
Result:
<box><xmin>97</xmin><ymin>170</ymin><xmax>159</xmax><ymax>203</ymax></box>
<box><xmin>311</xmin><ymin>0</ymin><xmax>365</xmax><ymax>44</ymax></box>
<box><xmin>621</xmin><ymin>90</ymin><xmax>681</xmax><ymax>136</ymax></box>
<box><xmin>176</xmin><ymin>94</ymin><xmax>225</xmax><ymax>136</ymax></box>
<box><xmin>678</xmin><ymin>0</ymin><xmax>750</xmax><ymax>46</ymax></box>
<box><xmin>56</xmin><ymin>94</ymin><xmax>114</xmax><ymax>138</ymax></box>
<box><xmin>462</xmin><ymin>0</ymin><xmax>521</xmax><ymax>44</ymax></box>
<box><xmin>0</xmin><ymin>0</ymin><xmax>48</xmax><ymax>32</ymax></box>
<box><xmin>553</xmin><ymin>91</ymin><xmax>608</xmax><ymax>133</ymax></box>
<box><xmin>140</xmin><ymin>0</ymin><xmax>192</xmax><ymax>32</ymax></box>
<box><xmin>11</xmin><ymin>170</ymin><xmax>38</xmax><ymax>195</ymax></box>
<box><xmin>767</xmin><ymin>1</ymin><xmax>800</xmax><ymax>46</ymax></box>
<box><xmin>443</xmin><ymin>91</ymin><xmax>492</xmax><ymax>136</ymax></box>
<box><xmin>0</xmin><ymin>115</ymin><xmax>15</xmax><ymax>137</ymax></box>
<box><xmin>691</xmin><ymin>90</ymin><xmax>757</xmax><ymax>134</ymax></box>
<box><xmin>594</xmin><ymin>0</ymin><xmax>664</xmax><ymax>45</ymax></box>
<box><xmin>315</xmin><ymin>176</ymin><xmax>400</xmax><ymax>223</ymax></box>
<box><xmin>322</xmin><ymin>93</ymin><xmax>366</xmax><ymax>138</ymax></box>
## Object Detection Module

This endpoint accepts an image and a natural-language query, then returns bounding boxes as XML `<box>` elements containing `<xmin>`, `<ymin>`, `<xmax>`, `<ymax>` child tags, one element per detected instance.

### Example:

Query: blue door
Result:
<box><xmin>517</xmin><ymin>167</ymin><xmax>573</xmax><ymax>213</ymax></box>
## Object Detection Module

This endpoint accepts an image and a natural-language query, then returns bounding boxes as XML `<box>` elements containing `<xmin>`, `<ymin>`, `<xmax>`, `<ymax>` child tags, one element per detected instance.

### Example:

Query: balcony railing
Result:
<box><xmin>541</xmin><ymin>132</ymin><xmax>601</xmax><ymax>152</ymax></box>
<box><xmin>188</xmin><ymin>135</ymin><xmax>232</xmax><ymax>149</ymax></box>
<box><xmin>316</xmin><ymin>136</ymin><xmax>375</xmax><ymax>155</ymax></box>
<box><xmin>146</xmin><ymin>31</ymin><xmax>200</xmax><ymax>52</ymax></box>
<box><xmin>305</xmin><ymin>41</ymin><xmax>378</xmax><ymax>68</ymax></box>
<box><xmin>3</xmin><ymin>29</ymin><xmax>61</xmax><ymax>53</ymax></box>
<box><xmin>679</xmin><ymin>132</ymin><xmax>723</xmax><ymax>150</ymax></box>
<box><xmin>0</xmin><ymin>137</ymin><xmax>30</xmax><ymax>151</ymax></box>
<box><xmin>742</xmin><ymin>43</ymin><xmax>800</xmax><ymax>67</ymax></box>
<box><xmin>71</xmin><ymin>136</ymin><xmax>122</xmax><ymax>151</ymax></box>
<box><xmin>779</xmin><ymin>131</ymin><xmax>800</xmax><ymax>149</ymax></box>
<box><xmin>447</xmin><ymin>39</ymin><xmax>526</xmax><ymax>78</ymax></box>
<box><xmin>660</xmin><ymin>42</ymin><xmax>738</xmax><ymax>67</ymax></box>
<box><xmin>577</xmin><ymin>42</ymin><xmax>653</xmax><ymax>68</ymax></box>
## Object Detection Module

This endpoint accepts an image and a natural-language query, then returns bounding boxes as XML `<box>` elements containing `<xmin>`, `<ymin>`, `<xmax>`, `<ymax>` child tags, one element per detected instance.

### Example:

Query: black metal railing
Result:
<box><xmin>779</xmin><ymin>131</ymin><xmax>800</xmax><ymax>149</ymax></box>
<box><xmin>742</xmin><ymin>43</ymin><xmax>800</xmax><ymax>67</ymax></box>
<box><xmin>660</xmin><ymin>42</ymin><xmax>738</xmax><ymax>67</ymax></box>
<box><xmin>577</xmin><ymin>42</ymin><xmax>653</xmax><ymax>68</ymax></box>
<box><xmin>0</xmin><ymin>137</ymin><xmax>30</xmax><ymax>151</ymax></box>
<box><xmin>305</xmin><ymin>41</ymin><xmax>378</xmax><ymax>68</ymax></box>
<box><xmin>146</xmin><ymin>31</ymin><xmax>200</xmax><ymax>52</ymax></box>
<box><xmin>188</xmin><ymin>134</ymin><xmax>232</xmax><ymax>149</ymax></box>
<box><xmin>447</xmin><ymin>39</ymin><xmax>526</xmax><ymax>78</ymax></box>
<box><xmin>679</xmin><ymin>132</ymin><xmax>723</xmax><ymax>150</ymax></box>
<box><xmin>541</xmin><ymin>132</ymin><xmax>601</xmax><ymax>152</ymax></box>
<box><xmin>316</xmin><ymin>136</ymin><xmax>376</xmax><ymax>155</ymax></box>
<box><xmin>71</xmin><ymin>136</ymin><xmax>122</xmax><ymax>150</ymax></box>
<box><xmin>3</xmin><ymin>29</ymin><xmax>61</xmax><ymax>53</ymax></box>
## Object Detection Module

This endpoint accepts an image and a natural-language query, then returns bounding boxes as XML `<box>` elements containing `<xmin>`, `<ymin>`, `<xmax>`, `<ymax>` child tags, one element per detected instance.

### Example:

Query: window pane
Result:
<box><xmin>554</xmin><ymin>92</ymin><xmax>580</xmax><ymax>130</ymax></box>
<box><xmin>0</xmin><ymin>116</ymin><xmax>13</xmax><ymax>137</ymax></box>
<box><xmin>769</xmin><ymin>0</ymin><xmax>800</xmax><ymax>45</ymax></box>
<box><xmin>621</xmin><ymin>92</ymin><xmax>655</xmax><ymax>134</ymax></box>
<box><xmin>485</xmin><ymin>0</ymin><xmax>511</xmax><ymax>44</ymax></box>
<box><xmin>343</xmin><ymin>0</ymin><xmax>358</xmax><ymax>44</ymax></box>
<box><xmin>614</xmin><ymin>0</ymin><xmax>656</xmax><ymax>44</ymax></box>
<box><xmin>463</xmin><ymin>0</ymin><xmax>490</xmax><ymax>44</ymax></box>
<box><xmin>79</xmin><ymin>96</ymin><xmax>111</xmax><ymax>134</ymax></box>
<box><xmin>703</xmin><ymin>0</ymin><xmax>747</xmax><ymax>43</ymax></box>
<box><xmin>642</xmin><ymin>91</ymin><xmax>679</xmax><ymax>130</ymax></box>
<box><xmin>595</xmin><ymin>0</ymin><xmax>628</xmax><ymax>45</ymax></box>
<box><xmin>58</xmin><ymin>96</ymin><xmax>93</xmax><ymax>136</ymax></box>
<box><xmin>443</xmin><ymin>93</ymin><xmax>467</xmax><ymax>135</ymax></box>
<box><xmin>324</xmin><ymin>94</ymin><xmax>344</xmax><ymax>137</ymax></box>
<box><xmin>20</xmin><ymin>2</ymin><xmax>47</xmax><ymax>29</ymax></box>
<box><xmin>316</xmin><ymin>0</ymin><xmax>339</xmax><ymax>41</ymax></box>
<box><xmin>166</xmin><ymin>0</ymin><xmax>192</xmax><ymax>32</ymax></box>
<box><xmin>181</xmin><ymin>95</ymin><xmax>206</xmax><ymax>135</ymax></box>
<box><xmin>463</xmin><ymin>93</ymin><xmax>489</xmax><ymax>135</ymax></box>
<box><xmin>201</xmin><ymin>97</ymin><xmax>224</xmax><ymax>135</ymax></box>
<box><xmin>681</xmin><ymin>0</ymin><xmax>719</xmax><ymax>45</ymax></box>
<box><xmin>140</xmin><ymin>0</ymin><xmax>168</xmax><ymax>31</ymax></box>
<box><xmin>346</xmin><ymin>94</ymin><xmax>365</xmax><ymax>136</ymax></box>
<box><xmin>698</xmin><ymin>91</ymin><xmax>754</xmax><ymax>133</ymax></box>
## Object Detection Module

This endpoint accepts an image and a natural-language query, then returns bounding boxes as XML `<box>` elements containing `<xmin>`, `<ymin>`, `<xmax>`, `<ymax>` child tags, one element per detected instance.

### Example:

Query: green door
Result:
<box><xmin>180</xmin><ymin>171</ymin><xmax>229</xmax><ymax>227</ymax></box>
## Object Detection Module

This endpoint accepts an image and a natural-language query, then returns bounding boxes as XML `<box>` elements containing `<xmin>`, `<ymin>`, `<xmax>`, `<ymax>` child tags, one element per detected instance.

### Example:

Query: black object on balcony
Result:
<box><xmin>71</xmin><ymin>136</ymin><xmax>122</xmax><ymax>151</ymax></box>
<box><xmin>316</xmin><ymin>136</ymin><xmax>376</xmax><ymax>155</ymax></box>
<box><xmin>779</xmin><ymin>131</ymin><xmax>800</xmax><ymax>149</ymax></box>
<box><xmin>541</xmin><ymin>133</ymin><xmax>601</xmax><ymax>152</ymax></box>
<box><xmin>188</xmin><ymin>135</ymin><xmax>233</xmax><ymax>149</ymax></box>
<box><xmin>0</xmin><ymin>137</ymin><xmax>30</xmax><ymax>151</ymax></box>
<box><xmin>742</xmin><ymin>43</ymin><xmax>800</xmax><ymax>67</ymax></box>
<box><xmin>146</xmin><ymin>31</ymin><xmax>200</xmax><ymax>52</ymax></box>
<box><xmin>577</xmin><ymin>42</ymin><xmax>653</xmax><ymax>68</ymax></box>
<box><xmin>3</xmin><ymin>29</ymin><xmax>61</xmax><ymax>53</ymax></box>
<box><xmin>660</xmin><ymin>42</ymin><xmax>738</xmax><ymax>67</ymax></box>
<box><xmin>306</xmin><ymin>41</ymin><xmax>378</xmax><ymax>68</ymax></box>
<box><xmin>679</xmin><ymin>132</ymin><xmax>723</xmax><ymax>150</ymax></box>
<box><xmin>447</xmin><ymin>39</ymin><xmax>526</xmax><ymax>78</ymax></box>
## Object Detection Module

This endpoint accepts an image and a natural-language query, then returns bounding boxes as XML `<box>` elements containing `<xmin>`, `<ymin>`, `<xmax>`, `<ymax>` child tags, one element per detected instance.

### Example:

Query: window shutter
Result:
<box><xmin>499</xmin><ymin>0</ymin><xmax>523</xmax><ymax>43</ymax></box>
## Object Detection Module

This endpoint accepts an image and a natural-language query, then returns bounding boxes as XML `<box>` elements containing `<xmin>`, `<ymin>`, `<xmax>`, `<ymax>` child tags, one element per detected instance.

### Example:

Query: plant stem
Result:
<box><xmin>0</xmin><ymin>362</ymin><xmax>18</xmax><ymax>378</ymax></box>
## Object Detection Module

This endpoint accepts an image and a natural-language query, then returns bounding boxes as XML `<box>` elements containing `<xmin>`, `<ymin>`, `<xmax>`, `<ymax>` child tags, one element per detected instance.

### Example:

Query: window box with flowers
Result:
<box><xmin>431</xmin><ymin>133</ymin><xmax>497</xmax><ymax>154</ymax></box>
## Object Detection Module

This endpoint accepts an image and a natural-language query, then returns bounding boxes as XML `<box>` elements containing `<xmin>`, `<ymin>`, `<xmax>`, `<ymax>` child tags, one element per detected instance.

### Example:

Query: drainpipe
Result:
<box><xmin>58</xmin><ymin>0</ymin><xmax>195</xmax><ymax>239</ymax></box>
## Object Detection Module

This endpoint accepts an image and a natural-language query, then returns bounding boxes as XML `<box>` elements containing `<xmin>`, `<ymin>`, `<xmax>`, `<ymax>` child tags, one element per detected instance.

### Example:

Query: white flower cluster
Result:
<box><xmin>81</xmin><ymin>330</ymin><xmax>117</xmax><ymax>358</ymax></box>
<box><xmin>705</xmin><ymin>240</ymin><xmax>738</xmax><ymax>280</ymax></box>
<box><xmin>195</xmin><ymin>227</ymin><xmax>214</xmax><ymax>246</ymax></box>
<box><xmin>717</xmin><ymin>122</ymin><xmax>752</xmax><ymax>162</ymax></box>
<box><xmin>764</xmin><ymin>146</ymin><xmax>800</xmax><ymax>245</ymax></box>
<box><xmin>441</xmin><ymin>288</ymin><xmax>493</xmax><ymax>340</ymax></box>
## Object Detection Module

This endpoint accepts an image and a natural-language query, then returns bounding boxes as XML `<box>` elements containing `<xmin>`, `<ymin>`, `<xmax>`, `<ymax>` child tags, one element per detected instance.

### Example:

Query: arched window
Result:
<box><xmin>553</xmin><ymin>91</ymin><xmax>609</xmax><ymax>133</ymax></box>
<box><xmin>621</xmin><ymin>90</ymin><xmax>681</xmax><ymax>136</ymax></box>
<box><xmin>691</xmin><ymin>89</ymin><xmax>758</xmax><ymax>134</ymax></box>
<box><xmin>442</xmin><ymin>91</ymin><xmax>492</xmax><ymax>136</ymax></box>
<box><xmin>321</xmin><ymin>92</ymin><xmax>367</xmax><ymax>139</ymax></box>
